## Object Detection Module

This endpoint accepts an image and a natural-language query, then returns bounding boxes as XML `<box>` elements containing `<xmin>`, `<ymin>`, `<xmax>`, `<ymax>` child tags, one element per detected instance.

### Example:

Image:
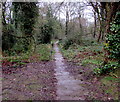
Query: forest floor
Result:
<box><xmin>2</xmin><ymin>43</ymin><xmax>119</xmax><ymax>100</ymax></box>
<box><xmin>2</xmin><ymin>61</ymin><xmax>57</xmax><ymax>100</ymax></box>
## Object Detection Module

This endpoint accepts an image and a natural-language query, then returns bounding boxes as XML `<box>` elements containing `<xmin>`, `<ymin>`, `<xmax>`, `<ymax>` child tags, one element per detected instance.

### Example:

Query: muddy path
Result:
<box><xmin>2</xmin><ymin>43</ymin><xmax>113</xmax><ymax>101</ymax></box>
<box><xmin>2</xmin><ymin>61</ymin><xmax>57</xmax><ymax>100</ymax></box>
<box><xmin>54</xmin><ymin>43</ymin><xmax>113</xmax><ymax>101</ymax></box>
<box><xmin>54</xmin><ymin>43</ymin><xmax>89</xmax><ymax>100</ymax></box>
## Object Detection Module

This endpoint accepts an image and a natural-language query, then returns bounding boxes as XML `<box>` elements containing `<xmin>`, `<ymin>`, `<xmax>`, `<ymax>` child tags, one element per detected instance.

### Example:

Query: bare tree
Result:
<box><xmin>93</xmin><ymin>10</ymin><xmax>97</xmax><ymax>38</ymax></box>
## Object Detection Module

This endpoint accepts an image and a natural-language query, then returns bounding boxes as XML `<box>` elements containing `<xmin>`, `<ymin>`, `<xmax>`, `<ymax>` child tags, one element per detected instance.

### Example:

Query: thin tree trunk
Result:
<box><xmin>78</xmin><ymin>15</ymin><xmax>83</xmax><ymax>34</ymax></box>
<box><xmin>97</xmin><ymin>13</ymin><xmax>102</xmax><ymax>42</ymax></box>
<box><xmin>78</xmin><ymin>14</ymin><xmax>83</xmax><ymax>43</ymax></box>
<box><xmin>93</xmin><ymin>12</ymin><xmax>97</xmax><ymax>38</ymax></box>
<box><xmin>97</xmin><ymin>25</ymin><xmax>102</xmax><ymax>42</ymax></box>
<box><xmin>65</xmin><ymin>10</ymin><xmax>69</xmax><ymax>37</ymax></box>
<box><xmin>2</xmin><ymin>2</ymin><xmax>6</xmax><ymax>26</ymax></box>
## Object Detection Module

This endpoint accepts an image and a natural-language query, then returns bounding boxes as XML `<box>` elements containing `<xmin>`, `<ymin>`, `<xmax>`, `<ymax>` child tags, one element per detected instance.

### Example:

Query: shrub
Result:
<box><xmin>104</xmin><ymin>12</ymin><xmax>120</xmax><ymax>61</ymax></box>
<box><xmin>96</xmin><ymin>12</ymin><xmax>120</xmax><ymax>75</ymax></box>
<box><xmin>94</xmin><ymin>62</ymin><xmax>120</xmax><ymax>75</ymax></box>
<box><xmin>63</xmin><ymin>38</ymin><xmax>73</xmax><ymax>50</ymax></box>
<box><xmin>2</xmin><ymin>24</ymin><xmax>15</xmax><ymax>51</ymax></box>
<box><xmin>40</xmin><ymin>23</ymin><xmax>54</xmax><ymax>44</ymax></box>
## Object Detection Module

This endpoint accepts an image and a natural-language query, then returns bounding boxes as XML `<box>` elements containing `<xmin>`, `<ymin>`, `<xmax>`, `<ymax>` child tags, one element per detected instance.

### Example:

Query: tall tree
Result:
<box><xmin>93</xmin><ymin>11</ymin><xmax>97</xmax><ymax>38</ymax></box>
<box><xmin>101</xmin><ymin>2</ymin><xmax>120</xmax><ymax>64</ymax></box>
<box><xmin>12</xmin><ymin>2</ymin><xmax>39</xmax><ymax>51</ymax></box>
<box><xmin>90</xmin><ymin>2</ymin><xmax>120</xmax><ymax>42</ymax></box>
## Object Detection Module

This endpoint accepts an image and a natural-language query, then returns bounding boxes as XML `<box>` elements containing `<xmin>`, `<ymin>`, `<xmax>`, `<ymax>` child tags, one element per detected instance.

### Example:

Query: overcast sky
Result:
<box><xmin>5</xmin><ymin>0</ymin><xmax>94</xmax><ymax>23</ymax></box>
<box><xmin>83</xmin><ymin>6</ymin><xmax>94</xmax><ymax>23</ymax></box>
<box><xmin>58</xmin><ymin>2</ymin><xmax>94</xmax><ymax>23</ymax></box>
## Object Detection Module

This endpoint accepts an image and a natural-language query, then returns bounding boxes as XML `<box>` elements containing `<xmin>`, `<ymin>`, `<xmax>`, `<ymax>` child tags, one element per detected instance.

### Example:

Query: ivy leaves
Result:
<box><xmin>11</xmin><ymin>2</ymin><xmax>39</xmax><ymax>52</ymax></box>
<box><xmin>95</xmin><ymin>12</ymin><xmax>120</xmax><ymax>75</ymax></box>
<box><xmin>105</xmin><ymin>12</ymin><xmax>120</xmax><ymax>60</ymax></box>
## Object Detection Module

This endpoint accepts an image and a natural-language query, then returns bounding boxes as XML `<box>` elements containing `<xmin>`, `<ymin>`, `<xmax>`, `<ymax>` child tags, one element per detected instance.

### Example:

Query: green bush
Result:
<box><xmin>94</xmin><ymin>62</ymin><xmax>120</xmax><ymax>75</ymax></box>
<box><xmin>2</xmin><ymin>24</ymin><xmax>15</xmax><ymax>51</ymax></box>
<box><xmin>63</xmin><ymin>38</ymin><xmax>73</xmax><ymax>50</ymax></box>
<box><xmin>97</xmin><ymin>12</ymin><xmax>120</xmax><ymax>75</ymax></box>
<box><xmin>104</xmin><ymin>12</ymin><xmax>120</xmax><ymax>61</ymax></box>
<box><xmin>40</xmin><ymin>24</ymin><xmax>52</xmax><ymax>44</ymax></box>
<box><xmin>36</xmin><ymin>44</ymin><xmax>51</xmax><ymax>61</ymax></box>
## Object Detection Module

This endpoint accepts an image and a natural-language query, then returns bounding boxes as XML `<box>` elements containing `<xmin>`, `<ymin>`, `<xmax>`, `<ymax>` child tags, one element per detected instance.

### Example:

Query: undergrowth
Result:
<box><xmin>35</xmin><ymin>44</ymin><xmax>52</xmax><ymax>61</ymax></box>
<box><xmin>1</xmin><ymin>44</ymin><xmax>52</xmax><ymax>69</ymax></box>
<box><xmin>59</xmin><ymin>42</ymin><xmax>119</xmax><ymax>99</ymax></box>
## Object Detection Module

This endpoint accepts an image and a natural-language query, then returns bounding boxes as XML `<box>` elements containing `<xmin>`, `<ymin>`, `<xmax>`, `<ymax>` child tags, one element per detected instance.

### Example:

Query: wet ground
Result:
<box><xmin>54</xmin><ymin>43</ymin><xmax>114</xmax><ymax>101</ymax></box>
<box><xmin>64</xmin><ymin>61</ymin><xmax>114</xmax><ymax>100</ymax></box>
<box><xmin>54</xmin><ymin>43</ymin><xmax>88</xmax><ymax>100</ymax></box>
<box><xmin>2</xmin><ymin>43</ymin><xmax>116</xmax><ymax>101</ymax></box>
<box><xmin>2</xmin><ymin>61</ymin><xmax>57</xmax><ymax>100</ymax></box>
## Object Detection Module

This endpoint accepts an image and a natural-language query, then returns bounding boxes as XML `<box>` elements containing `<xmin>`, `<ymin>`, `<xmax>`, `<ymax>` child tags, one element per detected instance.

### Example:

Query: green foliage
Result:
<box><xmin>10</xmin><ymin>2</ymin><xmax>38</xmax><ymax>53</ymax></box>
<box><xmin>62</xmin><ymin>38</ymin><xmax>73</xmax><ymax>50</ymax></box>
<box><xmin>94</xmin><ymin>62</ymin><xmax>120</xmax><ymax>75</ymax></box>
<box><xmin>60</xmin><ymin>42</ymin><xmax>103</xmax><ymax>67</ymax></box>
<box><xmin>12</xmin><ymin>2</ymin><xmax>39</xmax><ymax>35</ymax></box>
<box><xmin>52</xmin><ymin>20</ymin><xmax>64</xmax><ymax>39</ymax></box>
<box><xmin>36</xmin><ymin>44</ymin><xmax>51</xmax><ymax>61</ymax></box>
<box><xmin>1</xmin><ymin>51</ymin><xmax>30</xmax><ymax>68</ymax></box>
<box><xmin>82</xmin><ymin>59</ymin><xmax>101</xmax><ymax>66</ymax></box>
<box><xmin>104</xmin><ymin>12</ymin><xmax>120</xmax><ymax>60</ymax></box>
<box><xmin>2</xmin><ymin>2</ymin><xmax>39</xmax><ymax>56</ymax></box>
<box><xmin>100</xmin><ymin>74</ymin><xmax>119</xmax><ymax>100</ymax></box>
<box><xmin>40</xmin><ymin>24</ymin><xmax>53</xmax><ymax>44</ymax></box>
<box><xmin>3</xmin><ymin>51</ymin><xmax>30</xmax><ymax>62</ymax></box>
<box><xmin>97</xmin><ymin>12</ymin><xmax>120</xmax><ymax>75</ymax></box>
<box><xmin>103</xmin><ymin>76</ymin><xmax>120</xmax><ymax>82</ymax></box>
<box><xmin>2</xmin><ymin>24</ymin><xmax>15</xmax><ymax>51</ymax></box>
<box><xmin>12</xmin><ymin>39</ymin><xmax>28</xmax><ymax>53</ymax></box>
<box><xmin>38</xmin><ymin>6</ymin><xmax>56</xmax><ymax>44</ymax></box>
<box><xmin>61</xmin><ymin>48</ymin><xmax>75</xmax><ymax>60</ymax></box>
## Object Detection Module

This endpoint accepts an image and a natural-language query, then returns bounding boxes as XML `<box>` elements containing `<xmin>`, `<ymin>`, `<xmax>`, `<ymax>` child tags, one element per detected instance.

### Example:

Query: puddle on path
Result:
<box><xmin>54</xmin><ymin>43</ymin><xmax>88</xmax><ymax>100</ymax></box>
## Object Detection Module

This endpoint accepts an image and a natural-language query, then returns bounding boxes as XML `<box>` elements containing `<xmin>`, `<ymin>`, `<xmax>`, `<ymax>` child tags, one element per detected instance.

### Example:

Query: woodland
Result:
<box><xmin>1</xmin><ymin>1</ymin><xmax>120</xmax><ymax>100</ymax></box>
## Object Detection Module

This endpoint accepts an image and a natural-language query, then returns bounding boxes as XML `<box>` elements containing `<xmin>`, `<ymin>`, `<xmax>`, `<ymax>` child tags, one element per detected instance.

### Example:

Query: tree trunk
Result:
<box><xmin>65</xmin><ymin>9</ymin><xmax>69</xmax><ymax>37</ymax></box>
<box><xmin>78</xmin><ymin>14</ymin><xmax>83</xmax><ymax>43</ymax></box>
<box><xmin>2</xmin><ymin>2</ymin><xmax>6</xmax><ymax>26</ymax></box>
<box><xmin>102</xmin><ymin>2</ymin><xmax>120</xmax><ymax>65</ymax></box>
<box><xmin>97</xmin><ymin>25</ymin><xmax>102</xmax><ymax>42</ymax></box>
<box><xmin>105</xmin><ymin>3</ymin><xmax>120</xmax><ymax>33</ymax></box>
<box><xmin>97</xmin><ymin>12</ymin><xmax>102</xmax><ymax>42</ymax></box>
<box><xmin>93</xmin><ymin>11</ymin><xmax>97</xmax><ymax>38</ymax></box>
<box><xmin>78</xmin><ymin>14</ymin><xmax>83</xmax><ymax>34</ymax></box>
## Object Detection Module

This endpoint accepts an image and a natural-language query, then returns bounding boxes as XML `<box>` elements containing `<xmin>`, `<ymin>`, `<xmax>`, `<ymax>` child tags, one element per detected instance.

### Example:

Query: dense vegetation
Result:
<box><xmin>1</xmin><ymin>1</ymin><xmax>120</xmax><ymax>73</ymax></box>
<box><xmin>1</xmin><ymin>1</ymin><xmax>120</xmax><ymax>99</ymax></box>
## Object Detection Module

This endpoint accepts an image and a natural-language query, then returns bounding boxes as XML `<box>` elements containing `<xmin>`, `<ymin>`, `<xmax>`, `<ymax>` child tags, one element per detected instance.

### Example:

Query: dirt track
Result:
<box><xmin>2</xmin><ymin>44</ymin><xmax>113</xmax><ymax>101</ymax></box>
<box><xmin>2</xmin><ymin>61</ymin><xmax>57</xmax><ymax>100</ymax></box>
